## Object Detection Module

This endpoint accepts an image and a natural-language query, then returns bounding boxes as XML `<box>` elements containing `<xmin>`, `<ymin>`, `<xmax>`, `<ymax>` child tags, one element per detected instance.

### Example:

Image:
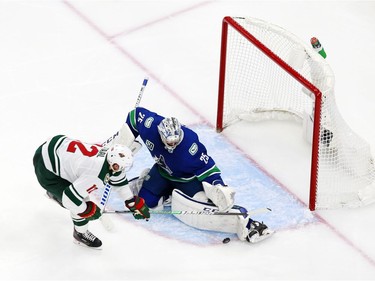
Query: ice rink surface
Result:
<box><xmin>1</xmin><ymin>1</ymin><xmax>375</xmax><ymax>280</ymax></box>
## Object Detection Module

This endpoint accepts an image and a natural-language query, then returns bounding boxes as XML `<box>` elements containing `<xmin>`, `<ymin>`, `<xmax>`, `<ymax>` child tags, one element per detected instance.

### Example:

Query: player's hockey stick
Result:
<box><xmin>104</xmin><ymin>207</ymin><xmax>271</xmax><ymax>216</ymax></box>
<box><xmin>99</xmin><ymin>184</ymin><xmax>115</xmax><ymax>231</ymax></box>
<box><xmin>134</xmin><ymin>77</ymin><xmax>149</xmax><ymax>108</ymax></box>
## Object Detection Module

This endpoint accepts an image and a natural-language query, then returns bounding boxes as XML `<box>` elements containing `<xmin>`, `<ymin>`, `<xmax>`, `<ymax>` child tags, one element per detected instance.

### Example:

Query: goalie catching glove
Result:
<box><xmin>125</xmin><ymin>196</ymin><xmax>150</xmax><ymax>220</ymax></box>
<box><xmin>78</xmin><ymin>201</ymin><xmax>102</xmax><ymax>221</ymax></box>
<box><xmin>202</xmin><ymin>182</ymin><xmax>235</xmax><ymax>212</ymax></box>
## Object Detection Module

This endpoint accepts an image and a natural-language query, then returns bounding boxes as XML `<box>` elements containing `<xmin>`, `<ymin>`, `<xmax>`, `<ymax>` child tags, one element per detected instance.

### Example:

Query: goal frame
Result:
<box><xmin>216</xmin><ymin>16</ymin><xmax>322</xmax><ymax>210</ymax></box>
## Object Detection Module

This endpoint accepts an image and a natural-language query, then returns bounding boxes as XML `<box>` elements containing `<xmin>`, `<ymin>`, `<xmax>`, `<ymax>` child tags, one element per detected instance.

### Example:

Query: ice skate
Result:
<box><xmin>246</xmin><ymin>221</ymin><xmax>274</xmax><ymax>243</ymax></box>
<box><xmin>73</xmin><ymin>229</ymin><xmax>102</xmax><ymax>249</ymax></box>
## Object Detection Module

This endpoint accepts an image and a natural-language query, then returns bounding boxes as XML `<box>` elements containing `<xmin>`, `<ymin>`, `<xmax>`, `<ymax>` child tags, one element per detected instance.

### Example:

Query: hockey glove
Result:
<box><xmin>202</xmin><ymin>182</ymin><xmax>235</xmax><ymax>212</ymax></box>
<box><xmin>125</xmin><ymin>196</ymin><xmax>150</xmax><ymax>220</ymax></box>
<box><xmin>78</xmin><ymin>201</ymin><xmax>102</xmax><ymax>221</ymax></box>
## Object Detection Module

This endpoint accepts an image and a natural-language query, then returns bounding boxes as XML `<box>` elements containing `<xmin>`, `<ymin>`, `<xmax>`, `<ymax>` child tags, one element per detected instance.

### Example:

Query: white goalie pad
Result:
<box><xmin>171</xmin><ymin>189</ymin><xmax>250</xmax><ymax>240</ymax></box>
<box><xmin>202</xmin><ymin>182</ymin><xmax>235</xmax><ymax>212</ymax></box>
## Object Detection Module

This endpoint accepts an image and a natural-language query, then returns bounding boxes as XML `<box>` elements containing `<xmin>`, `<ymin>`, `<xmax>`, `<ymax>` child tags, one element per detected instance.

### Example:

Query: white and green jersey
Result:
<box><xmin>40</xmin><ymin>135</ymin><xmax>128</xmax><ymax>213</ymax></box>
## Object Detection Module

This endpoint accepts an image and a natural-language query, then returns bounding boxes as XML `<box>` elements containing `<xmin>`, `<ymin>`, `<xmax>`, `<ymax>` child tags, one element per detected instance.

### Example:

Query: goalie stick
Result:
<box><xmin>104</xmin><ymin>207</ymin><xmax>271</xmax><ymax>216</ymax></box>
<box><xmin>134</xmin><ymin>77</ymin><xmax>149</xmax><ymax>108</ymax></box>
<box><xmin>100</xmin><ymin>77</ymin><xmax>149</xmax><ymax>229</ymax></box>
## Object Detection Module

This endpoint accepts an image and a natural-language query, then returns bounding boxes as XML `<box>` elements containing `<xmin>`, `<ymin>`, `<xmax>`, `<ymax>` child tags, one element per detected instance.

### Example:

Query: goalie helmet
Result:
<box><xmin>157</xmin><ymin>117</ymin><xmax>184</xmax><ymax>152</ymax></box>
<box><xmin>106</xmin><ymin>144</ymin><xmax>133</xmax><ymax>172</ymax></box>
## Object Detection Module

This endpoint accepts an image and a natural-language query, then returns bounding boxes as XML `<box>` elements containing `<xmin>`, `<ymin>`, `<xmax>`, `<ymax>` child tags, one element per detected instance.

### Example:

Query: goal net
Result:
<box><xmin>216</xmin><ymin>16</ymin><xmax>375</xmax><ymax>210</ymax></box>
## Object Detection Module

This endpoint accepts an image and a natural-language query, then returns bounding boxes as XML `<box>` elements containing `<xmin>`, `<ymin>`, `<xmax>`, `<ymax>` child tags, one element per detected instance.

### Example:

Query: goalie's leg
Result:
<box><xmin>171</xmin><ymin>189</ymin><xmax>274</xmax><ymax>243</ymax></box>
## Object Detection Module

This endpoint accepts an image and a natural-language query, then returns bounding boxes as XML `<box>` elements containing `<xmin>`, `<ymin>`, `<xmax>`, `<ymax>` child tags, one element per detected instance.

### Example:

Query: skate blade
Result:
<box><xmin>73</xmin><ymin>239</ymin><xmax>102</xmax><ymax>250</ymax></box>
<box><xmin>249</xmin><ymin>230</ymin><xmax>275</xmax><ymax>243</ymax></box>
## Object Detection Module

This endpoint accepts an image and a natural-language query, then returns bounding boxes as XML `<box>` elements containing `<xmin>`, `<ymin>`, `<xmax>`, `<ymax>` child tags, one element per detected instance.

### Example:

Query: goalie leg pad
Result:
<box><xmin>172</xmin><ymin>189</ymin><xmax>246</xmax><ymax>235</ymax></box>
<box><xmin>172</xmin><ymin>190</ymin><xmax>274</xmax><ymax>242</ymax></box>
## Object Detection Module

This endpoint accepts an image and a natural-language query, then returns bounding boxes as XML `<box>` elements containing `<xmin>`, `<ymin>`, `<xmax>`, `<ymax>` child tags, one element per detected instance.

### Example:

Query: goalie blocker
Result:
<box><xmin>171</xmin><ymin>188</ymin><xmax>274</xmax><ymax>243</ymax></box>
<box><xmin>103</xmin><ymin>123</ymin><xmax>142</xmax><ymax>155</ymax></box>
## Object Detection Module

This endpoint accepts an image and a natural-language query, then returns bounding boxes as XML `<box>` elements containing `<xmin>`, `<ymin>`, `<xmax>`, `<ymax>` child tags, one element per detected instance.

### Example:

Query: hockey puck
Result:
<box><xmin>222</xmin><ymin>237</ymin><xmax>230</xmax><ymax>244</ymax></box>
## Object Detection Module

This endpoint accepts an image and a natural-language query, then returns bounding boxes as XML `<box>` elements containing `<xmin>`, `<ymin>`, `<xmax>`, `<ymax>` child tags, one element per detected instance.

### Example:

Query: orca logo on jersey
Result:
<box><xmin>155</xmin><ymin>155</ymin><xmax>173</xmax><ymax>175</ymax></box>
<box><xmin>145</xmin><ymin>117</ymin><xmax>154</xmax><ymax>128</ymax></box>
<box><xmin>189</xmin><ymin>143</ymin><xmax>198</xmax><ymax>155</ymax></box>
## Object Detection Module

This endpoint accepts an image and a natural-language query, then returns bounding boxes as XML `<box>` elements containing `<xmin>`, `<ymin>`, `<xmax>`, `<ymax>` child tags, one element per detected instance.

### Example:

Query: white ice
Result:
<box><xmin>1</xmin><ymin>1</ymin><xmax>375</xmax><ymax>280</ymax></box>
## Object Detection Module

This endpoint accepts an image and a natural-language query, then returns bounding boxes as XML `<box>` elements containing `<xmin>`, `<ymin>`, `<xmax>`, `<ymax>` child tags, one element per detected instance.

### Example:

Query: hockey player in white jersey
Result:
<box><xmin>33</xmin><ymin>135</ymin><xmax>150</xmax><ymax>248</ymax></box>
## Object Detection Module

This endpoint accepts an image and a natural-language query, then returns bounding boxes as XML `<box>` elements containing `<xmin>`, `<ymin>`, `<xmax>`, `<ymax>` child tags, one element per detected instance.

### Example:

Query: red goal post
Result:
<box><xmin>216</xmin><ymin>16</ymin><xmax>375</xmax><ymax>210</ymax></box>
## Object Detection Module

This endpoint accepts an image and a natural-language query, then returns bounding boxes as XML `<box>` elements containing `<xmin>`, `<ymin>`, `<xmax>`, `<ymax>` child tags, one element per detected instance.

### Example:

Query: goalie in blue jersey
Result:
<box><xmin>113</xmin><ymin>107</ymin><xmax>273</xmax><ymax>243</ymax></box>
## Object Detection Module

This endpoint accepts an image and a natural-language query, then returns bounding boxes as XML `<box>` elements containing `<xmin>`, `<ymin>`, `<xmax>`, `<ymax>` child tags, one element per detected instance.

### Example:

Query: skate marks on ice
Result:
<box><xmin>94</xmin><ymin>125</ymin><xmax>317</xmax><ymax>246</ymax></box>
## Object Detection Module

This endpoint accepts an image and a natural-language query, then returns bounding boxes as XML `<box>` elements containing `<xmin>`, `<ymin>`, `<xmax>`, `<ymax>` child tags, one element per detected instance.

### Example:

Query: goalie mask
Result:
<box><xmin>157</xmin><ymin>117</ymin><xmax>184</xmax><ymax>152</ymax></box>
<box><xmin>107</xmin><ymin>144</ymin><xmax>133</xmax><ymax>172</ymax></box>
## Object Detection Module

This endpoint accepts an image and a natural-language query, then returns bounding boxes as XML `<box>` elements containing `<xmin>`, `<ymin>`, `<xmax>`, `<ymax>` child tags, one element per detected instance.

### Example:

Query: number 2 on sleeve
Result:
<box><xmin>67</xmin><ymin>141</ymin><xmax>99</xmax><ymax>157</ymax></box>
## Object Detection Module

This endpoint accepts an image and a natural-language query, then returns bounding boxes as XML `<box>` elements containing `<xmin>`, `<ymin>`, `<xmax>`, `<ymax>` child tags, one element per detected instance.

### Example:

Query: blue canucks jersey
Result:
<box><xmin>126</xmin><ymin>107</ymin><xmax>224</xmax><ymax>185</ymax></box>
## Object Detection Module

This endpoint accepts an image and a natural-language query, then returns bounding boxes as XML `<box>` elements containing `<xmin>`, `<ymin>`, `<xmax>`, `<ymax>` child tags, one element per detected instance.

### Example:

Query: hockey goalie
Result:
<box><xmin>110</xmin><ymin>106</ymin><xmax>274</xmax><ymax>244</ymax></box>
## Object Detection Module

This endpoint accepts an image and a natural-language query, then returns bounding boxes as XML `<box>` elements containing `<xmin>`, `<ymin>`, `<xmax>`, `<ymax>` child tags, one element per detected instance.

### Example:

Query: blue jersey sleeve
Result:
<box><xmin>125</xmin><ymin>108</ymin><xmax>139</xmax><ymax>137</ymax></box>
<box><xmin>125</xmin><ymin>107</ymin><xmax>163</xmax><ymax>139</ymax></box>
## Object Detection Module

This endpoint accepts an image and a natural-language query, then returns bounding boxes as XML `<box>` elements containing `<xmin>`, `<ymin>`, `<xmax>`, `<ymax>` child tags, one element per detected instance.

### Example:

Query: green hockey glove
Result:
<box><xmin>78</xmin><ymin>201</ymin><xmax>102</xmax><ymax>221</ymax></box>
<box><xmin>125</xmin><ymin>196</ymin><xmax>150</xmax><ymax>220</ymax></box>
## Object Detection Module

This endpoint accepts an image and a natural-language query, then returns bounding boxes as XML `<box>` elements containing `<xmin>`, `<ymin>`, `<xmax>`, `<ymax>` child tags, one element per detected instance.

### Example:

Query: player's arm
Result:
<box><xmin>125</xmin><ymin>106</ymin><xmax>158</xmax><ymax>136</ymax></box>
<box><xmin>110</xmin><ymin>171</ymin><xmax>133</xmax><ymax>202</ymax></box>
<box><xmin>123</xmin><ymin>107</ymin><xmax>162</xmax><ymax>154</ymax></box>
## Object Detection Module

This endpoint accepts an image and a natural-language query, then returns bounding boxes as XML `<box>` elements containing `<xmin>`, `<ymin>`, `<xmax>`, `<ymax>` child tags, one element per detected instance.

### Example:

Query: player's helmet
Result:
<box><xmin>157</xmin><ymin>117</ymin><xmax>184</xmax><ymax>152</ymax></box>
<box><xmin>106</xmin><ymin>144</ymin><xmax>133</xmax><ymax>172</ymax></box>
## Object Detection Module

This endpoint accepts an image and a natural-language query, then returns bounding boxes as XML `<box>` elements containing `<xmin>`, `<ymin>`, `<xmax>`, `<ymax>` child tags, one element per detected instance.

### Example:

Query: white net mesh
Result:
<box><xmin>220</xmin><ymin>17</ymin><xmax>375</xmax><ymax>209</ymax></box>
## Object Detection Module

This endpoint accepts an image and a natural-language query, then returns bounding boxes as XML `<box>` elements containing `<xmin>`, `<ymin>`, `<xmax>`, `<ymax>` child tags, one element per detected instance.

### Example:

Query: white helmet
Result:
<box><xmin>107</xmin><ymin>144</ymin><xmax>133</xmax><ymax>172</ymax></box>
<box><xmin>157</xmin><ymin>117</ymin><xmax>184</xmax><ymax>152</ymax></box>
